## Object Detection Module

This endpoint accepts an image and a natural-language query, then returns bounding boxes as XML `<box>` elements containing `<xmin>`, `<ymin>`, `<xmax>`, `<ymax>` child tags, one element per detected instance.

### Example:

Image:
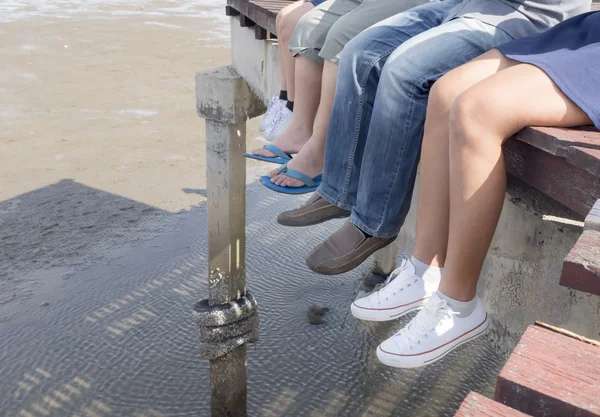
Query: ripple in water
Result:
<box><xmin>0</xmin><ymin>182</ymin><xmax>506</xmax><ymax>417</ymax></box>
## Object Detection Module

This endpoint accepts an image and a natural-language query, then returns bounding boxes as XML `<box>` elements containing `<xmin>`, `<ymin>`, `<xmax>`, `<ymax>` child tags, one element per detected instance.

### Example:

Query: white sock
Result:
<box><xmin>436</xmin><ymin>290</ymin><xmax>477</xmax><ymax>318</ymax></box>
<box><xmin>410</xmin><ymin>256</ymin><xmax>443</xmax><ymax>287</ymax></box>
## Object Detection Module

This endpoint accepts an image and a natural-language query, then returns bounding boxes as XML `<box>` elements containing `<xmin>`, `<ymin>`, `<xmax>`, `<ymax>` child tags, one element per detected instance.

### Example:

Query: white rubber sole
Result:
<box><xmin>351</xmin><ymin>298</ymin><xmax>429</xmax><ymax>322</ymax></box>
<box><xmin>376</xmin><ymin>315</ymin><xmax>490</xmax><ymax>369</ymax></box>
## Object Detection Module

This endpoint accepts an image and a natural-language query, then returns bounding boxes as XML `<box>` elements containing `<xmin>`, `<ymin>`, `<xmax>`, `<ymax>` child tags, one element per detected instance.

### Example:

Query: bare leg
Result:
<box><xmin>413</xmin><ymin>50</ymin><xmax>514</xmax><ymax>267</ymax></box>
<box><xmin>276</xmin><ymin>1</ymin><xmax>313</xmax><ymax>100</ymax></box>
<box><xmin>439</xmin><ymin>57</ymin><xmax>592</xmax><ymax>301</ymax></box>
<box><xmin>268</xmin><ymin>60</ymin><xmax>338</xmax><ymax>186</ymax></box>
<box><xmin>253</xmin><ymin>55</ymin><xmax>323</xmax><ymax>157</ymax></box>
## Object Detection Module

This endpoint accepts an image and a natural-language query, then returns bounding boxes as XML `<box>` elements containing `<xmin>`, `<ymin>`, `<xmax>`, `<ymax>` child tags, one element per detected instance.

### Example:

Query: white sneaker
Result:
<box><xmin>351</xmin><ymin>259</ymin><xmax>438</xmax><ymax>322</ymax></box>
<box><xmin>264</xmin><ymin>106</ymin><xmax>292</xmax><ymax>141</ymax></box>
<box><xmin>376</xmin><ymin>293</ymin><xmax>489</xmax><ymax>368</ymax></box>
<box><xmin>259</xmin><ymin>94</ymin><xmax>284</xmax><ymax>132</ymax></box>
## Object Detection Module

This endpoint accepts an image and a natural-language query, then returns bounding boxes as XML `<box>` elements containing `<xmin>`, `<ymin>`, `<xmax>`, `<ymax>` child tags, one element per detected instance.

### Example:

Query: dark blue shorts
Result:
<box><xmin>498</xmin><ymin>11</ymin><xmax>600</xmax><ymax>129</ymax></box>
<box><xmin>309</xmin><ymin>0</ymin><xmax>327</xmax><ymax>6</ymax></box>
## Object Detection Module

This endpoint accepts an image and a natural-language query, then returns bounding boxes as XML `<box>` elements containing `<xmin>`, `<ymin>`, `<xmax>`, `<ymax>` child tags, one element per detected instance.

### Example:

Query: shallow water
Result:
<box><xmin>0</xmin><ymin>181</ymin><xmax>506</xmax><ymax>417</ymax></box>
<box><xmin>0</xmin><ymin>0</ymin><xmax>230</xmax><ymax>43</ymax></box>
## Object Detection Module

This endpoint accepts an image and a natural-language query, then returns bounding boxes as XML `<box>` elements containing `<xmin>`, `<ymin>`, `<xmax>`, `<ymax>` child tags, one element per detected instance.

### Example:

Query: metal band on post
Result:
<box><xmin>193</xmin><ymin>293</ymin><xmax>259</xmax><ymax>360</ymax></box>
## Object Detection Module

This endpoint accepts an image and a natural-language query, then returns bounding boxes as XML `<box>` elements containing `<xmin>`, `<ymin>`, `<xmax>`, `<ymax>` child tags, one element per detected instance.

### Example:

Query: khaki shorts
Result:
<box><xmin>289</xmin><ymin>0</ymin><xmax>428</xmax><ymax>64</ymax></box>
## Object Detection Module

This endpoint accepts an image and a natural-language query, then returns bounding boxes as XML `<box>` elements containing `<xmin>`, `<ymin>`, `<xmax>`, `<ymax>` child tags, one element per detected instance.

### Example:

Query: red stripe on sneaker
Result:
<box><xmin>378</xmin><ymin>313</ymin><xmax>489</xmax><ymax>357</ymax></box>
<box><xmin>353</xmin><ymin>297</ymin><xmax>430</xmax><ymax>311</ymax></box>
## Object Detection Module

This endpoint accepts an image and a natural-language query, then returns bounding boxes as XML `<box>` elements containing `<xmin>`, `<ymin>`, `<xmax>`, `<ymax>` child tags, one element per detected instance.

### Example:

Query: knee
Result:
<box><xmin>378</xmin><ymin>57</ymin><xmax>416</xmax><ymax>96</ymax></box>
<box><xmin>276</xmin><ymin>5</ymin><xmax>289</xmax><ymax>31</ymax></box>
<box><xmin>341</xmin><ymin>32</ymin><xmax>369</xmax><ymax>62</ymax></box>
<box><xmin>379</xmin><ymin>46</ymin><xmax>449</xmax><ymax>98</ymax></box>
<box><xmin>324</xmin><ymin>22</ymin><xmax>350</xmax><ymax>54</ymax></box>
<box><xmin>449</xmin><ymin>89</ymin><xmax>488</xmax><ymax>144</ymax></box>
<box><xmin>429</xmin><ymin>75</ymin><xmax>464</xmax><ymax>116</ymax></box>
<box><xmin>277</xmin><ymin>8</ymin><xmax>299</xmax><ymax>41</ymax></box>
<box><xmin>339</xmin><ymin>32</ymin><xmax>381</xmax><ymax>78</ymax></box>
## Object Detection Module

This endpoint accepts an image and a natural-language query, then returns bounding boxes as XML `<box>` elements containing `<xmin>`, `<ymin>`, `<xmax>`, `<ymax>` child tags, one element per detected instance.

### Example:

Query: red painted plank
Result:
<box><xmin>560</xmin><ymin>229</ymin><xmax>600</xmax><ymax>296</ymax></box>
<box><xmin>504</xmin><ymin>139</ymin><xmax>600</xmax><ymax>217</ymax></box>
<box><xmin>568</xmin><ymin>147</ymin><xmax>600</xmax><ymax>177</ymax></box>
<box><xmin>495</xmin><ymin>325</ymin><xmax>600</xmax><ymax>417</ymax></box>
<box><xmin>515</xmin><ymin>126</ymin><xmax>600</xmax><ymax>157</ymax></box>
<box><xmin>455</xmin><ymin>392</ymin><xmax>530</xmax><ymax>417</ymax></box>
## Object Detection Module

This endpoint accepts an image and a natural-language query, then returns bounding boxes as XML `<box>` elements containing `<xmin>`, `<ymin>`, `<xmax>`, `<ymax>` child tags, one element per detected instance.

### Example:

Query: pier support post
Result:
<box><xmin>372</xmin><ymin>242</ymin><xmax>398</xmax><ymax>277</ymax></box>
<box><xmin>195</xmin><ymin>65</ymin><xmax>265</xmax><ymax>417</ymax></box>
<box><xmin>364</xmin><ymin>242</ymin><xmax>399</xmax><ymax>287</ymax></box>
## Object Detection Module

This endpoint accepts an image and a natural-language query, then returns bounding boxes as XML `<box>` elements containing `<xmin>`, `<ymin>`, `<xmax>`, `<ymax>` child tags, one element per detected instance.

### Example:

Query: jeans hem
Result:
<box><xmin>316</xmin><ymin>186</ymin><xmax>355</xmax><ymax>212</ymax></box>
<box><xmin>350</xmin><ymin>212</ymin><xmax>398</xmax><ymax>239</ymax></box>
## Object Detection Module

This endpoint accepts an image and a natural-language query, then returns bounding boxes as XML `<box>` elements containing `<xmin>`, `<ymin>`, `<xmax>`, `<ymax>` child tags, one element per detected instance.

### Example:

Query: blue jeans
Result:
<box><xmin>316</xmin><ymin>1</ymin><xmax>513</xmax><ymax>238</ymax></box>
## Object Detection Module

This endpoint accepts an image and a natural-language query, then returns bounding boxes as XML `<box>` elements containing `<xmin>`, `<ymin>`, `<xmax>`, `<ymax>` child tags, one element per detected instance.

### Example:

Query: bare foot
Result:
<box><xmin>252</xmin><ymin>124</ymin><xmax>311</xmax><ymax>158</ymax></box>
<box><xmin>267</xmin><ymin>136</ymin><xmax>325</xmax><ymax>187</ymax></box>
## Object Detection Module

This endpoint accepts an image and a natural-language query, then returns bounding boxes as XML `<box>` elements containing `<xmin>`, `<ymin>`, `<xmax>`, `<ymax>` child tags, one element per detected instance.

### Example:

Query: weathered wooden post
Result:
<box><xmin>193</xmin><ymin>65</ymin><xmax>265</xmax><ymax>417</ymax></box>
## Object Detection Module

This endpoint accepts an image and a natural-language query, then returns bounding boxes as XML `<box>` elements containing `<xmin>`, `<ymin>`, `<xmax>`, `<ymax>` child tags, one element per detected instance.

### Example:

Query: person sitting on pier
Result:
<box><xmin>277</xmin><ymin>0</ymin><xmax>590</xmax><ymax>269</ymax></box>
<box><xmin>246</xmin><ymin>0</ymin><xmax>428</xmax><ymax>190</ymax></box>
<box><xmin>257</xmin><ymin>0</ymin><xmax>327</xmax><ymax>142</ymax></box>
<box><xmin>352</xmin><ymin>11</ymin><xmax>600</xmax><ymax>368</ymax></box>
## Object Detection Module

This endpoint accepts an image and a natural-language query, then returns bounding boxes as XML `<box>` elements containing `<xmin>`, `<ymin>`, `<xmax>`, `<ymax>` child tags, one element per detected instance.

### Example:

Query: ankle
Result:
<box><xmin>412</xmin><ymin>248</ymin><xmax>445</xmax><ymax>269</ymax></box>
<box><xmin>410</xmin><ymin>256</ymin><xmax>442</xmax><ymax>276</ymax></box>
<box><xmin>436</xmin><ymin>290</ymin><xmax>477</xmax><ymax>318</ymax></box>
<box><xmin>286</xmin><ymin>124</ymin><xmax>312</xmax><ymax>140</ymax></box>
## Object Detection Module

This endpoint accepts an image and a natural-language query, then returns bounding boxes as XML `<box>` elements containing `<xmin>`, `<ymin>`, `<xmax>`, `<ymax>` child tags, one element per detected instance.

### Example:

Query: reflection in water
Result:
<box><xmin>0</xmin><ymin>181</ymin><xmax>505</xmax><ymax>417</ymax></box>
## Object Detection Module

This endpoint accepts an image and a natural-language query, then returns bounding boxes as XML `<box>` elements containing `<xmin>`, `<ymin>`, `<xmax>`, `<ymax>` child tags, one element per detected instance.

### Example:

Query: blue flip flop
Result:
<box><xmin>244</xmin><ymin>143</ymin><xmax>293</xmax><ymax>165</ymax></box>
<box><xmin>260</xmin><ymin>163</ymin><xmax>322</xmax><ymax>194</ymax></box>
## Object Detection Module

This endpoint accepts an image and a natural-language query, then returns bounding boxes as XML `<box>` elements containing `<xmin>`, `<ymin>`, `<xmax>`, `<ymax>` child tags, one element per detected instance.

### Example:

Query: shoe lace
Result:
<box><xmin>398</xmin><ymin>299</ymin><xmax>457</xmax><ymax>350</ymax></box>
<box><xmin>264</xmin><ymin>95</ymin><xmax>280</xmax><ymax>117</ymax></box>
<box><xmin>269</xmin><ymin>110</ymin><xmax>286</xmax><ymax>134</ymax></box>
<box><xmin>373</xmin><ymin>259</ymin><xmax>417</xmax><ymax>304</ymax></box>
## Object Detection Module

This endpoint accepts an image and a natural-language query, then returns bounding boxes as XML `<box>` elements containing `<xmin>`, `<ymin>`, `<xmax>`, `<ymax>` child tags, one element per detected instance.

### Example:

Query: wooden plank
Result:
<box><xmin>568</xmin><ymin>146</ymin><xmax>600</xmax><ymax>177</ymax></box>
<box><xmin>503</xmin><ymin>139</ymin><xmax>600</xmax><ymax>217</ymax></box>
<box><xmin>226</xmin><ymin>0</ymin><xmax>294</xmax><ymax>35</ymax></box>
<box><xmin>254</xmin><ymin>26</ymin><xmax>267</xmax><ymax>40</ymax></box>
<box><xmin>560</xmin><ymin>229</ymin><xmax>600</xmax><ymax>296</ymax></box>
<box><xmin>514</xmin><ymin>126</ymin><xmax>600</xmax><ymax>157</ymax></box>
<box><xmin>225</xmin><ymin>5</ymin><xmax>240</xmax><ymax>16</ymax></box>
<box><xmin>227</xmin><ymin>0</ymin><xmax>250</xmax><ymax>16</ymax></box>
<box><xmin>535</xmin><ymin>321</ymin><xmax>600</xmax><ymax>348</ymax></box>
<box><xmin>247</xmin><ymin>1</ymin><xmax>280</xmax><ymax>35</ymax></box>
<box><xmin>455</xmin><ymin>392</ymin><xmax>530</xmax><ymax>417</ymax></box>
<box><xmin>240</xmin><ymin>15</ymin><xmax>255</xmax><ymax>27</ymax></box>
<box><xmin>495</xmin><ymin>325</ymin><xmax>600</xmax><ymax>417</ymax></box>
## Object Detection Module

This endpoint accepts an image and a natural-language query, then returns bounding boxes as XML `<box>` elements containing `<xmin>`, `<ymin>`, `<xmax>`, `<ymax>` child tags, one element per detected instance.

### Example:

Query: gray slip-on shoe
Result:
<box><xmin>277</xmin><ymin>194</ymin><xmax>350</xmax><ymax>227</ymax></box>
<box><xmin>306</xmin><ymin>220</ymin><xmax>396</xmax><ymax>275</ymax></box>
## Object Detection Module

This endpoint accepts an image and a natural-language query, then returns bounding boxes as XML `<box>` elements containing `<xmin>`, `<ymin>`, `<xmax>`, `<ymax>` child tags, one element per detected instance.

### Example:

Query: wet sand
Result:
<box><xmin>0</xmin><ymin>1</ymin><xmax>267</xmax><ymax>315</ymax></box>
<box><xmin>0</xmin><ymin>180</ymin><xmax>504</xmax><ymax>417</ymax></box>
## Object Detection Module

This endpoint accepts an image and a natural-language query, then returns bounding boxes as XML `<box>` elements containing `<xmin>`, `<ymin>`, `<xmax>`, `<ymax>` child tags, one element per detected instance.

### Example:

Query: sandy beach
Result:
<box><xmin>0</xmin><ymin>0</ymin><xmax>267</xmax><ymax>213</ymax></box>
<box><xmin>0</xmin><ymin>0</ymin><xmax>268</xmax><ymax>315</ymax></box>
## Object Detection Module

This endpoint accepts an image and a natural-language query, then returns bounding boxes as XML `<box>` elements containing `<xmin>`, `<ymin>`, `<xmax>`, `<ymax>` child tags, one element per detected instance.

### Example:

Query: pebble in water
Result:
<box><xmin>307</xmin><ymin>304</ymin><xmax>330</xmax><ymax>325</ymax></box>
